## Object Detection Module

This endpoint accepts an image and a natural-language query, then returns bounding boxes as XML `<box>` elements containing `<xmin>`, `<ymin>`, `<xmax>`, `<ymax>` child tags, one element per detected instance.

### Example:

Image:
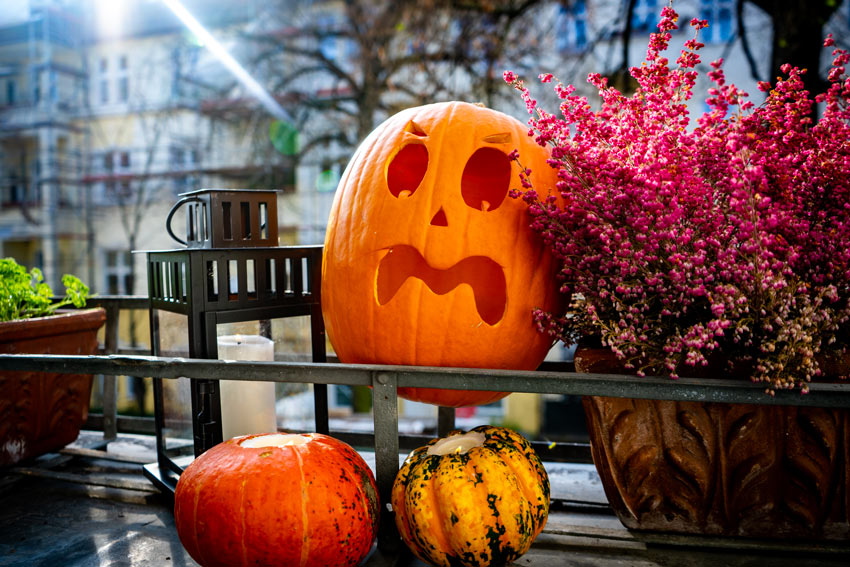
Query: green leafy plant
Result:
<box><xmin>0</xmin><ymin>257</ymin><xmax>90</xmax><ymax>322</ymax></box>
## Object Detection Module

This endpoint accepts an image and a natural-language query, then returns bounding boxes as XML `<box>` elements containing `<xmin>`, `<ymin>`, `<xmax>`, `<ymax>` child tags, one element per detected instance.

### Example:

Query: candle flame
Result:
<box><xmin>235</xmin><ymin>333</ymin><xmax>243</xmax><ymax>344</ymax></box>
<box><xmin>454</xmin><ymin>445</ymin><xmax>463</xmax><ymax>454</ymax></box>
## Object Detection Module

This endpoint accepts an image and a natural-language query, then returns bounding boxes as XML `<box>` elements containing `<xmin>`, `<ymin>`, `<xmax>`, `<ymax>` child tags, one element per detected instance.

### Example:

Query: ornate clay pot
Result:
<box><xmin>576</xmin><ymin>346</ymin><xmax>850</xmax><ymax>541</ymax></box>
<box><xmin>0</xmin><ymin>308</ymin><xmax>106</xmax><ymax>467</ymax></box>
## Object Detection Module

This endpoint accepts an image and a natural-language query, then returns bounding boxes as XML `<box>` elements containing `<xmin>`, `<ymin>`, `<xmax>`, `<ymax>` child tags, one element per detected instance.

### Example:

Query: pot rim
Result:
<box><xmin>0</xmin><ymin>307</ymin><xmax>106</xmax><ymax>344</ymax></box>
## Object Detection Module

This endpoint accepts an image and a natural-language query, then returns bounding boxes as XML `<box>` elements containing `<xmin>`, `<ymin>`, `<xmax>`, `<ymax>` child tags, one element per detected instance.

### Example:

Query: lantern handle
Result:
<box><xmin>165</xmin><ymin>195</ymin><xmax>204</xmax><ymax>246</ymax></box>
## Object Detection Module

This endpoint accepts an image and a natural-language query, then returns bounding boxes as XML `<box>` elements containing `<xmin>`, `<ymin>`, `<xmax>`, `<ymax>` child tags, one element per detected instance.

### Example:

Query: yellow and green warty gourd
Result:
<box><xmin>392</xmin><ymin>425</ymin><xmax>549</xmax><ymax>567</ymax></box>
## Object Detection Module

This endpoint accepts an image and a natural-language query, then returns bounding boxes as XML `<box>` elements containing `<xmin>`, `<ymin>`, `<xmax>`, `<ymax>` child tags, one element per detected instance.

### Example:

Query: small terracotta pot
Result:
<box><xmin>0</xmin><ymin>308</ymin><xmax>106</xmax><ymax>467</ymax></box>
<box><xmin>577</xmin><ymin>346</ymin><xmax>850</xmax><ymax>541</ymax></box>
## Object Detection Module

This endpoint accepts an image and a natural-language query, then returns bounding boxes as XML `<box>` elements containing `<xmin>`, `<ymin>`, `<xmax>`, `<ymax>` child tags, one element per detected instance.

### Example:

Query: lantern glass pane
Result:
<box><xmin>214</xmin><ymin>317</ymin><xmax>316</xmax><ymax>429</ymax></box>
<box><xmin>155</xmin><ymin>310</ymin><xmax>194</xmax><ymax>457</ymax></box>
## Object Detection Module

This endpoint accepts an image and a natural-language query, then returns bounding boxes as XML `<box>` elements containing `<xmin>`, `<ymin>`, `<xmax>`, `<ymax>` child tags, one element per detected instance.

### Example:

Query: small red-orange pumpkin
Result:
<box><xmin>322</xmin><ymin>101</ymin><xmax>563</xmax><ymax>407</ymax></box>
<box><xmin>174</xmin><ymin>433</ymin><xmax>379</xmax><ymax>567</ymax></box>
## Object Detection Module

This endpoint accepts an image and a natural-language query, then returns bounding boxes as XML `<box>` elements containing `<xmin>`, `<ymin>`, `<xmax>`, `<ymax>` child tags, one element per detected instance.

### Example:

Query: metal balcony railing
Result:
<box><xmin>3</xmin><ymin>293</ymin><xmax>850</xmax><ymax>551</ymax></box>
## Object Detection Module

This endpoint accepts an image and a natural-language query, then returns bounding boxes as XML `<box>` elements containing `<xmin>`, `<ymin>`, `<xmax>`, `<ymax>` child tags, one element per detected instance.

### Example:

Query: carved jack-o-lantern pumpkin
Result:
<box><xmin>322</xmin><ymin>101</ymin><xmax>563</xmax><ymax>407</ymax></box>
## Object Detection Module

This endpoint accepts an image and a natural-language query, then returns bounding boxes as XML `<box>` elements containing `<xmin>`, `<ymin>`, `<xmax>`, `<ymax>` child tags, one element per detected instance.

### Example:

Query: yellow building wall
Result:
<box><xmin>89</xmin><ymin>307</ymin><xmax>155</xmax><ymax>415</ymax></box>
<box><xmin>1</xmin><ymin>242</ymin><xmax>37</xmax><ymax>267</ymax></box>
<box><xmin>504</xmin><ymin>393</ymin><xmax>542</xmax><ymax>437</ymax></box>
<box><xmin>86</xmin><ymin>114</ymin><xmax>139</xmax><ymax>149</ymax></box>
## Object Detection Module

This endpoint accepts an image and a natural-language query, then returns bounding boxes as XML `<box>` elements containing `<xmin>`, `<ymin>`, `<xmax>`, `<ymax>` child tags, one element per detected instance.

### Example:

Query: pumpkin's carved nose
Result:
<box><xmin>430</xmin><ymin>207</ymin><xmax>448</xmax><ymax>226</ymax></box>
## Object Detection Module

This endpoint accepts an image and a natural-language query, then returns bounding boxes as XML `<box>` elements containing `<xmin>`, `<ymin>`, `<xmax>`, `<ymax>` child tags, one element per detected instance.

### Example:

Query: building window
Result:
<box><xmin>171</xmin><ymin>44</ymin><xmax>200</xmax><ymax>99</ymax></box>
<box><xmin>104</xmin><ymin>250</ymin><xmax>133</xmax><ymax>295</ymax></box>
<box><xmin>6</xmin><ymin>80</ymin><xmax>16</xmax><ymax>105</ymax></box>
<box><xmin>118</xmin><ymin>180</ymin><xmax>131</xmax><ymax>198</ymax></box>
<box><xmin>556</xmin><ymin>0</ymin><xmax>589</xmax><ymax>53</ymax></box>
<box><xmin>119</xmin><ymin>151</ymin><xmax>130</xmax><ymax>169</ymax></box>
<box><xmin>2</xmin><ymin>177</ymin><xmax>26</xmax><ymax>206</ymax></box>
<box><xmin>631</xmin><ymin>0</ymin><xmax>659</xmax><ymax>33</ymax></box>
<box><xmin>117</xmin><ymin>77</ymin><xmax>128</xmax><ymax>102</ymax></box>
<box><xmin>99</xmin><ymin>78</ymin><xmax>109</xmax><ymax>104</ymax></box>
<box><xmin>117</xmin><ymin>55</ymin><xmax>129</xmax><ymax>103</ymax></box>
<box><xmin>48</xmin><ymin>70</ymin><xmax>57</xmax><ymax>102</ymax></box>
<box><xmin>170</xmin><ymin>146</ymin><xmax>185</xmax><ymax>169</ymax></box>
<box><xmin>170</xmin><ymin>145</ymin><xmax>198</xmax><ymax>192</ymax></box>
<box><xmin>8</xmin><ymin>183</ymin><xmax>22</xmax><ymax>204</ymax></box>
<box><xmin>98</xmin><ymin>57</ymin><xmax>109</xmax><ymax>104</ymax></box>
<box><xmin>700</xmin><ymin>0</ymin><xmax>734</xmax><ymax>43</ymax></box>
<box><xmin>104</xmin><ymin>179</ymin><xmax>131</xmax><ymax>201</ymax></box>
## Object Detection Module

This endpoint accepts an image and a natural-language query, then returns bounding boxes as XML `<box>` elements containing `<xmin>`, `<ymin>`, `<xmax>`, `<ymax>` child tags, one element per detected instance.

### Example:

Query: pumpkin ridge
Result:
<box><xmin>427</xmin><ymin>456</ymin><xmax>458</xmax><ymax>562</ymax></box>
<box><xmin>488</xmin><ymin>440</ymin><xmax>537</xmax><ymax>515</ymax></box>
<box><xmin>404</xmin><ymin>455</ymin><xmax>449</xmax><ymax>565</ymax></box>
<box><xmin>190</xmin><ymin>449</ymin><xmax>228</xmax><ymax>566</ymax></box>
<box><xmin>190</xmin><ymin>469</ymin><xmax>204</xmax><ymax>565</ymax></box>
<box><xmin>346</xmin><ymin>444</ymin><xmax>380</xmax><ymax>542</ymax></box>
<box><xmin>346</xmin><ymin>137</ymin><xmax>378</xmax><ymax>362</ymax></box>
<box><xmin>391</xmin><ymin>464</ymin><xmax>414</xmax><ymax>548</ymax></box>
<box><xmin>239</xmin><ymin>477</ymin><xmax>248</xmax><ymax>566</ymax></box>
<box><xmin>467</xmin><ymin>449</ymin><xmax>515</xmax><ymax>565</ymax></box>
<box><xmin>412</xmin><ymin>102</ymin><xmax>457</xmax><ymax>367</ymax></box>
<box><xmin>473</xmin><ymin>446</ymin><xmax>534</xmax><ymax>563</ymax></box>
<box><xmin>399</xmin><ymin>461</ymin><xmax>428</xmax><ymax>562</ymax></box>
<box><xmin>393</xmin><ymin>448</ymin><xmax>424</xmax><ymax>548</ymax></box>
<box><xmin>489</xmin><ymin>428</ymin><xmax>550</xmax><ymax>536</ymax></box>
<box><xmin>291</xmin><ymin>445</ymin><xmax>310</xmax><ymax>567</ymax></box>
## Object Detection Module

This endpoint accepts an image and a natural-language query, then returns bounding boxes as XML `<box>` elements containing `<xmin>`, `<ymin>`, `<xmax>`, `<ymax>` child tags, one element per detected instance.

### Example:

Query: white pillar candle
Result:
<box><xmin>217</xmin><ymin>334</ymin><xmax>277</xmax><ymax>440</ymax></box>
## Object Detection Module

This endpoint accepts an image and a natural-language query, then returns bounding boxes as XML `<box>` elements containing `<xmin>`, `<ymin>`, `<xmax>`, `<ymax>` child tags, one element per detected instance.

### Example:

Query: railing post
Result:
<box><xmin>437</xmin><ymin>405</ymin><xmax>455</xmax><ymax>436</ymax></box>
<box><xmin>310</xmin><ymin>303</ymin><xmax>328</xmax><ymax>434</ymax></box>
<box><xmin>101</xmin><ymin>301</ymin><xmax>120</xmax><ymax>440</ymax></box>
<box><xmin>372</xmin><ymin>371</ymin><xmax>401</xmax><ymax>552</ymax></box>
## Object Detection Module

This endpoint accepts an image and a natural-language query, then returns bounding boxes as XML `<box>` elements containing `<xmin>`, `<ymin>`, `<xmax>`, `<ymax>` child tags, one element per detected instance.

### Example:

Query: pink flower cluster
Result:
<box><xmin>506</xmin><ymin>6</ymin><xmax>850</xmax><ymax>393</ymax></box>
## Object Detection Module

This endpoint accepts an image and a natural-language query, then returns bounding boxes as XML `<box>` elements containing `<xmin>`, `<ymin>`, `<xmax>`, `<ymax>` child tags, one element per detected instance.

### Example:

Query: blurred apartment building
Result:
<box><xmin>4</xmin><ymin>0</ymin><xmax>848</xmax><ymax>294</ymax></box>
<box><xmin>0</xmin><ymin>0</ymin><xmax>315</xmax><ymax>297</ymax></box>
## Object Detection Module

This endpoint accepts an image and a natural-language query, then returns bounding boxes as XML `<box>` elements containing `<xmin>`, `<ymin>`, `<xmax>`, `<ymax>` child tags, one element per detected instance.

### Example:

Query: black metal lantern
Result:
<box><xmin>142</xmin><ymin>189</ymin><xmax>327</xmax><ymax>494</ymax></box>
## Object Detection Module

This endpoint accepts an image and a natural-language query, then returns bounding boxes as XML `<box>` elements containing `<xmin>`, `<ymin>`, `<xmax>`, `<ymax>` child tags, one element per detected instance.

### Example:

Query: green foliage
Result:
<box><xmin>0</xmin><ymin>257</ymin><xmax>90</xmax><ymax>322</ymax></box>
<box><xmin>269</xmin><ymin>120</ymin><xmax>299</xmax><ymax>156</ymax></box>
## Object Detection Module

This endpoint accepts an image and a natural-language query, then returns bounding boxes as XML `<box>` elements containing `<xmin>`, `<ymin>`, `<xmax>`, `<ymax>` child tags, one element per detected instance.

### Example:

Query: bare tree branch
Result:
<box><xmin>736</xmin><ymin>0</ymin><xmax>762</xmax><ymax>83</ymax></box>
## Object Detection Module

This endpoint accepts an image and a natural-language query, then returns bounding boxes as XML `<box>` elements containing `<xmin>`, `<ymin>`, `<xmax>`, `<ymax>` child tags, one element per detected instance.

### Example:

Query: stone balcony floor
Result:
<box><xmin>1</xmin><ymin>432</ymin><xmax>849</xmax><ymax>567</ymax></box>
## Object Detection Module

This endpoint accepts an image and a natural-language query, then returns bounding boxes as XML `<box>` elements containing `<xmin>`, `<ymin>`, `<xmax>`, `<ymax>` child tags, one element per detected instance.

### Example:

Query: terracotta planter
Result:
<box><xmin>576</xmin><ymin>346</ymin><xmax>850</xmax><ymax>541</ymax></box>
<box><xmin>0</xmin><ymin>308</ymin><xmax>106</xmax><ymax>467</ymax></box>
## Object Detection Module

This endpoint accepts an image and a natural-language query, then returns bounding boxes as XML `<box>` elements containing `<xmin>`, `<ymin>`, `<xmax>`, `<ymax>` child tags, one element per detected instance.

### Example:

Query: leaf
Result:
<box><xmin>721</xmin><ymin>405</ymin><xmax>778</xmax><ymax>522</ymax></box>
<box><xmin>269</xmin><ymin>120</ymin><xmax>299</xmax><ymax>156</ymax></box>
<box><xmin>587</xmin><ymin>397</ymin><xmax>715</xmax><ymax>523</ymax></box>
<box><xmin>0</xmin><ymin>258</ymin><xmax>89</xmax><ymax>320</ymax></box>
<box><xmin>779</xmin><ymin>407</ymin><xmax>841</xmax><ymax>530</ymax></box>
<box><xmin>61</xmin><ymin>274</ymin><xmax>90</xmax><ymax>308</ymax></box>
<box><xmin>657</xmin><ymin>402</ymin><xmax>716</xmax><ymax>521</ymax></box>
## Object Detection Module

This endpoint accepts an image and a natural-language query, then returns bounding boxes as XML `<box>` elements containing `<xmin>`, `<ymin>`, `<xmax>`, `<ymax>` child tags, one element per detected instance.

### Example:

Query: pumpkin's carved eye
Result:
<box><xmin>462</xmin><ymin>147</ymin><xmax>511</xmax><ymax>212</ymax></box>
<box><xmin>387</xmin><ymin>143</ymin><xmax>428</xmax><ymax>198</ymax></box>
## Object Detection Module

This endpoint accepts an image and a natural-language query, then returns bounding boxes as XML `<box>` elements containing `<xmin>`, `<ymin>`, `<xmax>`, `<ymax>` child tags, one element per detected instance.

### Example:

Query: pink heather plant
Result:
<box><xmin>505</xmin><ymin>5</ymin><xmax>850</xmax><ymax>394</ymax></box>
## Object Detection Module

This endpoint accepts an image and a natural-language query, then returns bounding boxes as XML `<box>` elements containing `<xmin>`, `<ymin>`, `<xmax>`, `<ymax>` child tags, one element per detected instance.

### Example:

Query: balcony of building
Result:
<box><xmin>2</xmin><ymin>290</ymin><xmax>849</xmax><ymax>567</ymax></box>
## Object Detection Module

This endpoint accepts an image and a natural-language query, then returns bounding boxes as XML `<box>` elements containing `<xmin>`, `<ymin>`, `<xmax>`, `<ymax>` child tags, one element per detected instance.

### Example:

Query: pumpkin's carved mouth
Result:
<box><xmin>376</xmin><ymin>245</ymin><xmax>506</xmax><ymax>325</ymax></box>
